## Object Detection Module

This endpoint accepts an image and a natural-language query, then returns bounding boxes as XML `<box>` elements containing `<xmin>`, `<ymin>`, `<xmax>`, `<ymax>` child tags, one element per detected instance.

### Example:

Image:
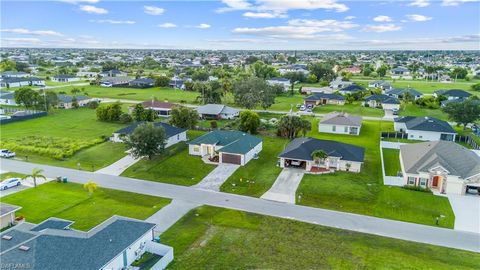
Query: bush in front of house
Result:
<box><xmin>402</xmin><ymin>185</ymin><xmax>432</xmax><ymax>193</ymax></box>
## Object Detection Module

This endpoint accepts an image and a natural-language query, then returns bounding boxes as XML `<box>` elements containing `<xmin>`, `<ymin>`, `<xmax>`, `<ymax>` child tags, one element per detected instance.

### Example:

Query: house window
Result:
<box><xmin>344</xmin><ymin>126</ymin><xmax>348</xmax><ymax>133</ymax></box>
<box><xmin>419</xmin><ymin>136</ymin><xmax>423</xmax><ymax>139</ymax></box>
<box><xmin>193</xmin><ymin>145</ymin><xmax>200</xmax><ymax>152</ymax></box>
<box><xmin>408</xmin><ymin>177</ymin><xmax>415</xmax><ymax>185</ymax></box>
<box><xmin>410</xmin><ymin>134</ymin><xmax>414</xmax><ymax>138</ymax></box>
<box><xmin>177</xmin><ymin>134</ymin><xmax>180</xmax><ymax>140</ymax></box>
<box><xmin>420</xmin><ymin>178</ymin><xmax>427</xmax><ymax>187</ymax></box>
<box><xmin>332</xmin><ymin>126</ymin><xmax>336</xmax><ymax>132</ymax></box>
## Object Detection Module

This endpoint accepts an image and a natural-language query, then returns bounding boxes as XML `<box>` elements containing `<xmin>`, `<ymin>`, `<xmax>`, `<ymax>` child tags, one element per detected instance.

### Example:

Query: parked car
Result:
<box><xmin>0</xmin><ymin>149</ymin><xmax>15</xmax><ymax>158</ymax></box>
<box><xmin>0</xmin><ymin>178</ymin><xmax>21</xmax><ymax>190</ymax></box>
<box><xmin>299</xmin><ymin>105</ymin><xmax>306</xmax><ymax>111</ymax></box>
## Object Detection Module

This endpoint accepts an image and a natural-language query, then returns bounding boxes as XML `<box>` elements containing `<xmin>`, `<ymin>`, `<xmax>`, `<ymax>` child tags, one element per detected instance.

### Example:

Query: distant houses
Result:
<box><xmin>384</xmin><ymin>88</ymin><xmax>423</xmax><ymax>100</ymax></box>
<box><xmin>129</xmin><ymin>78</ymin><xmax>155</xmax><ymax>88</ymax></box>
<box><xmin>318</xmin><ymin>112</ymin><xmax>362</xmax><ymax>136</ymax></box>
<box><xmin>329</xmin><ymin>77</ymin><xmax>353</xmax><ymax>89</ymax></box>
<box><xmin>100</xmin><ymin>69</ymin><xmax>128</xmax><ymax>77</ymax></box>
<box><xmin>434</xmin><ymin>89</ymin><xmax>472</xmax><ymax>100</ymax></box>
<box><xmin>364</xmin><ymin>94</ymin><xmax>400</xmax><ymax>111</ymax></box>
<box><xmin>338</xmin><ymin>84</ymin><xmax>365</xmax><ymax>95</ymax></box>
<box><xmin>0</xmin><ymin>77</ymin><xmax>45</xmax><ymax>89</ymax></box>
<box><xmin>111</xmin><ymin>121</ymin><xmax>187</xmax><ymax>147</ymax></box>
<box><xmin>394</xmin><ymin>116</ymin><xmax>456</xmax><ymax>141</ymax></box>
<box><xmin>266</xmin><ymin>77</ymin><xmax>291</xmax><ymax>91</ymax></box>
<box><xmin>52</xmin><ymin>75</ymin><xmax>80</xmax><ymax>83</ymax></box>
<box><xmin>304</xmin><ymin>93</ymin><xmax>345</xmax><ymax>107</ymax></box>
<box><xmin>300</xmin><ymin>86</ymin><xmax>335</xmax><ymax>95</ymax></box>
<box><xmin>390</xmin><ymin>67</ymin><xmax>412</xmax><ymax>79</ymax></box>
<box><xmin>100</xmin><ymin>77</ymin><xmax>131</xmax><ymax>87</ymax></box>
<box><xmin>0</xmin><ymin>91</ymin><xmax>17</xmax><ymax>106</ymax></box>
<box><xmin>131</xmin><ymin>100</ymin><xmax>176</xmax><ymax>117</ymax></box>
<box><xmin>196</xmin><ymin>104</ymin><xmax>239</xmax><ymax>120</ymax></box>
<box><xmin>57</xmin><ymin>95</ymin><xmax>93</xmax><ymax>109</ymax></box>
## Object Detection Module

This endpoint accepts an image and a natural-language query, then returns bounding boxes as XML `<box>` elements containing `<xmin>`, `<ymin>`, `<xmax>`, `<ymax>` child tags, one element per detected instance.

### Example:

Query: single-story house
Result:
<box><xmin>132</xmin><ymin>100</ymin><xmax>176</xmax><ymax>117</ymax></box>
<box><xmin>111</xmin><ymin>122</ymin><xmax>187</xmax><ymax>147</ymax></box>
<box><xmin>0</xmin><ymin>216</ymin><xmax>173</xmax><ymax>270</ymax></box>
<box><xmin>196</xmin><ymin>104</ymin><xmax>239</xmax><ymax>119</ymax></box>
<box><xmin>400</xmin><ymin>141</ymin><xmax>480</xmax><ymax>195</ymax></box>
<box><xmin>0</xmin><ymin>203</ymin><xmax>21</xmax><ymax>230</ymax></box>
<box><xmin>391</xmin><ymin>67</ymin><xmax>412</xmax><ymax>79</ymax></box>
<box><xmin>304</xmin><ymin>93</ymin><xmax>345</xmax><ymax>107</ymax></box>
<box><xmin>434</xmin><ymin>89</ymin><xmax>472</xmax><ymax>100</ymax></box>
<box><xmin>330</xmin><ymin>77</ymin><xmax>353</xmax><ymax>89</ymax></box>
<box><xmin>278</xmin><ymin>64</ymin><xmax>309</xmax><ymax>75</ymax></box>
<box><xmin>319</xmin><ymin>112</ymin><xmax>362</xmax><ymax>136</ymax></box>
<box><xmin>169</xmin><ymin>76</ymin><xmax>186</xmax><ymax>89</ymax></box>
<box><xmin>278</xmin><ymin>138</ymin><xmax>365</xmax><ymax>173</ymax></box>
<box><xmin>129</xmin><ymin>78</ymin><xmax>155</xmax><ymax>88</ymax></box>
<box><xmin>394</xmin><ymin>116</ymin><xmax>456</xmax><ymax>141</ymax></box>
<box><xmin>266</xmin><ymin>77</ymin><xmax>291</xmax><ymax>91</ymax></box>
<box><xmin>100</xmin><ymin>69</ymin><xmax>128</xmax><ymax>77</ymax></box>
<box><xmin>100</xmin><ymin>76</ymin><xmax>131</xmax><ymax>87</ymax></box>
<box><xmin>368</xmin><ymin>80</ymin><xmax>392</xmax><ymax>91</ymax></box>
<box><xmin>364</xmin><ymin>94</ymin><xmax>401</xmax><ymax>110</ymax></box>
<box><xmin>1</xmin><ymin>71</ymin><xmax>29</xmax><ymax>78</ymax></box>
<box><xmin>441</xmin><ymin>98</ymin><xmax>480</xmax><ymax>107</ymax></box>
<box><xmin>57</xmin><ymin>95</ymin><xmax>92</xmax><ymax>109</ymax></box>
<box><xmin>338</xmin><ymin>84</ymin><xmax>365</xmax><ymax>95</ymax></box>
<box><xmin>0</xmin><ymin>91</ymin><xmax>17</xmax><ymax>106</ymax></box>
<box><xmin>76</xmin><ymin>71</ymin><xmax>98</xmax><ymax>78</ymax></box>
<box><xmin>188</xmin><ymin>130</ymin><xmax>262</xmax><ymax>166</ymax></box>
<box><xmin>385</xmin><ymin>88</ymin><xmax>423</xmax><ymax>100</ymax></box>
<box><xmin>300</xmin><ymin>86</ymin><xmax>335</xmax><ymax>95</ymax></box>
<box><xmin>0</xmin><ymin>77</ymin><xmax>45</xmax><ymax>88</ymax></box>
<box><xmin>51</xmin><ymin>75</ymin><xmax>80</xmax><ymax>83</ymax></box>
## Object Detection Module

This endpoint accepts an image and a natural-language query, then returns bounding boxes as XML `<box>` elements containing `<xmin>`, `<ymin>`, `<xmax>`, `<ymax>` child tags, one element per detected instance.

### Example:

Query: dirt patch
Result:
<box><xmin>191</xmin><ymin>225</ymin><xmax>218</xmax><ymax>248</ymax></box>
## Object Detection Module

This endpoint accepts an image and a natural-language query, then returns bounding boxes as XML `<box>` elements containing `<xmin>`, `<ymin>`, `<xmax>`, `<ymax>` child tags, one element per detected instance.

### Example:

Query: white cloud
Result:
<box><xmin>196</xmin><ymin>23</ymin><xmax>211</xmax><ymax>29</ymax></box>
<box><xmin>2</xmin><ymin>37</ymin><xmax>42</xmax><ymax>44</ymax></box>
<box><xmin>363</xmin><ymin>24</ymin><xmax>402</xmax><ymax>32</ymax></box>
<box><xmin>144</xmin><ymin>6</ymin><xmax>165</xmax><ymax>15</ymax></box>
<box><xmin>441</xmin><ymin>0</ymin><xmax>479</xmax><ymax>6</ymax></box>
<box><xmin>373</xmin><ymin>15</ymin><xmax>392</xmax><ymax>22</ymax></box>
<box><xmin>218</xmin><ymin>0</ymin><xmax>348</xmax><ymax>14</ymax></box>
<box><xmin>233</xmin><ymin>19</ymin><xmax>357</xmax><ymax>39</ymax></box>
<box><xmin>157</xmin><ymin>23</ymin><xmax>177</xmax><ymax>28</ymax></box>
<box><xmin>217</xmin><ymin>0</ymin><xmax>252</xmax><ymax>12</ymax></box>
<box><xmin>408</xmin><ymin>0</ymin><xmax>430</xmax><ymax>7</ymax></box>
<box><xmin>90</xmin><ymin>19</ymin><xmax>135</xmax><ymax>24</ymax></box>
<box><xmin>1</xmin><ymin>28</ymin><xmax>63</xmax><ymax>36</ymax></box>
<box><xmin>243</xmin><ymin>11</ymin><xmax>287</xmax><ymax>18</ymax></box>
<box><xmin>79</xmin><ymin>5</ymin><xmax>108</xmax><ymax>14</ymax></box>
<box><xmin>344</xmin><ymin>16</ymin><xmax>356</xmax><ymax>20</ymax></box>
<box><xmin>406</xmin><ymin>14</ymin><xmax>432</xmax><ymax>21</ymax></box>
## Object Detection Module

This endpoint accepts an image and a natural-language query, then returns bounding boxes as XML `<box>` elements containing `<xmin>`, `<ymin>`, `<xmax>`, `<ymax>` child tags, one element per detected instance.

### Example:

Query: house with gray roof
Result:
<box><xmin>385</xmin><ymin>88</ymin><xmax>423</xmax><ymax>100</ymax></box>
<box><xmin>0</xmin><ymin>203</ymin><xmax>22</xmax><ymax>230</ymax></box>
<box><xmin>434</xmin><ymin>89</ymin><xmax>472</xmax><ymax>100</ymax></box>
<box><xmin>111</xmin><ymin>121</ymin><xmax>187</xmax><ymax>147</ymax></box>
<box><xmin>364</xmin><ymin>94</ymin><xmax>400</xmax><ymax>111</ymax></box>
<box><xmin>0</xmin><ymin>91</ymin><xmax>17</xmax><ymax>106</ymax></box>
<box><xmin>57</xmin><ymin>95</ymin><xmax>93</xmax><ymax>109</ymax></box>
<box><xmin>188</xmin><ymin>130</ymin><xmax>262</xmax><ymax>165</ymax></box>
<box><xmin>266</xmin><ymin>77</ymin><xmax>291</xmax><ymax>91</ymax></box>
<box><xmin>0</xmin><ymin>215</ymin><xmax>173</xmax><ymax>270</ymax></box>
<box><xmin>52</xmin><ymin>74</ymin><xmax>80</xmax><ymax>83</ymax></box>
<box><xmin>400</xmin><ymin>141</ymin><xmax>480</xmax><ymax>195</ymax></box>
<box><xmin>0</xmin><ymin>77</ymin><xmax>45</xmax><ymax>89</ymax></box>
<box><xmin>196</xmin><ymin>104</ymin><xmax>239</xmax><ymax>120</ymax></box>
<box><xmin>394</xmin><ymin>116</ymin><xmax>456</xmax><ymax>141</ymax></box>
<box><xmin>279</xmin><ymin>138</ymin><xmax>365</xmax><ymax>173</ymax></box>
<box><xmin>318</xmin><ymin>112</ymin><xmax>362</xmax><ymax>136</ymax></box>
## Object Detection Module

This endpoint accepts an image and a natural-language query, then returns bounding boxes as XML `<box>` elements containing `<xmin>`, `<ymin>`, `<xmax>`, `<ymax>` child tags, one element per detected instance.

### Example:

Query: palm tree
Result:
<box><xmin>311</xmin><ymin>150</ymin><xmax>328</xmax><ymax>165</ymax></box>
<box><xmin>83</xmin><ymin>181</ymin><xmax>98</xmax><ymax>197</ymax></box>
<box><xmin>23</xmin><ymin>168</ymin><xmax>46</xmax><ymax>188</ymax></box>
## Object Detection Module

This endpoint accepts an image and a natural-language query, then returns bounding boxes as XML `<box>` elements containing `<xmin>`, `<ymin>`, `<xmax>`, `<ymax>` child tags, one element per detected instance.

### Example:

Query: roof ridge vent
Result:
<box><xmin>19</xmin><ymin>245</ymin><xmax>30</xmax><ymax>251</ymax></box>
<box><xmin>2</xmin><ymin>235</ymin><xmax>13</xmax><ymax>240</ymax></box>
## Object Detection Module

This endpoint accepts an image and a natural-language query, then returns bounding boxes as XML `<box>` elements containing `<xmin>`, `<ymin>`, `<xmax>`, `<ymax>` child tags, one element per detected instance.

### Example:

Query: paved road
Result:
<box><xmin>261</xmin><ymin>168</ymin><xmax>304</xmax><ymax>203</ymax></box>
<box><xmin>2</xmin><ymin>159</ymin><xmax>479</xmax><ymax>252</ymax></box>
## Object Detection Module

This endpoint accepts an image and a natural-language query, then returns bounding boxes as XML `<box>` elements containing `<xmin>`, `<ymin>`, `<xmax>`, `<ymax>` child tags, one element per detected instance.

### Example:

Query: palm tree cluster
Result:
<box><xmin>277</xmin><ymin>115</ymin><xmax>311</xmax><ymax>139</ymax></box>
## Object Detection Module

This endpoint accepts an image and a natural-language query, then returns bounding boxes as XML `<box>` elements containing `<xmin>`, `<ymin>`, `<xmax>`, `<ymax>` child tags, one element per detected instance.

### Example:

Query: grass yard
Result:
<box><xmin>297</xmin><ymin>119</ymin><xmax>454</xmax><ymax>228</ymax></box>
<box><xmin>1</xmin><ymin>182</ymin><xmax>170</xmax><ymax>231</ymax></box>
<box><xmin>313</xmin><ymin>102</ymin><xmax>384</xmax><ymax>117</ymax></box>
<box><xmin>161</xmin><ymin>206</ymin><xmax>478</xmax><ymax>270</ymax></box>
<box><xmin>220</xmin><ymin>136</ymin><xmax>288</xmax><ymax>197</ymax></box>
<box><xmin>122</xmin><ymin>131</ymin><xmax>214</xmax><ymax>186</ymax></box>
<box><xmin>382</xmin><ymin>148</ymin><xmax>401</xmax><ymax>176</ymax></box>
<box><xmin>0</xmin><ymin>172</ymin><xmax>26</xmax><ymax>181</ymax></box>
<box><xmin>399</xmin><ymin>103</ymin><xmax>449</xmax><ymax>121</ymax></box>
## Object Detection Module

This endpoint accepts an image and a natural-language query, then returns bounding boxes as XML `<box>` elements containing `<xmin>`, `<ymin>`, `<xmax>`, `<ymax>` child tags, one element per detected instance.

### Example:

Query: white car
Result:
<box><xmin>0</xmin><ymin>178</ymin><xmax>21</xmax><ymax>190</ymax></box>
<box><xmin>0</xmin><ymin>149</ymin><xmax>15</xmax><ymax>158</ymax></box>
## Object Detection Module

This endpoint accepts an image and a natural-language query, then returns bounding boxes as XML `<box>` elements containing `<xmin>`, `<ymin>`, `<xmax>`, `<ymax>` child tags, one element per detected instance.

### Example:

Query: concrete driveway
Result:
<box><xmin>447</xmin><ymin>194</ymin><xmax>480</xmax><ymax>233</ymax></box>
<box><xmin>194</xmin><ymin>163</ymin><xmax>239</xmax><ymax>191</ymax></box>
<box><xmin>95</xmin><ymin>154</ymin><xmax>139</xmax><ymax>176</ymax></box>
<box><xmin>383</xmin><ymin>109</ymin><xmax>395</xmax><ymax>120</ymax></box>
<box><xmin>146</xmin><ymin>199</ymin><xmax>201</xmax><ymax>235</ymax></box>
<box><xmin>261</xmin><ymin>168</ymin><xmax>304</xmax><ymax>204</ymax></box>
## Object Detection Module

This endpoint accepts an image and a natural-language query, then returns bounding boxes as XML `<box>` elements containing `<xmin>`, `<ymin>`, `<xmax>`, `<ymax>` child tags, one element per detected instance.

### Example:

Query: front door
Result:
<box><xmin>432</xmin><ymin>176</ymin><xmax>440</xmax><ymax>187</ymax></box>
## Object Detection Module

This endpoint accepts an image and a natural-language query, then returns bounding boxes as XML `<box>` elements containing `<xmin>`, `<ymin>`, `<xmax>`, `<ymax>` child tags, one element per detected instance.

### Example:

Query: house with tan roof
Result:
<box><xmin>318</xmin><ymin>112</ymin><xmax>362</xmax><ymax>136</ymax></box>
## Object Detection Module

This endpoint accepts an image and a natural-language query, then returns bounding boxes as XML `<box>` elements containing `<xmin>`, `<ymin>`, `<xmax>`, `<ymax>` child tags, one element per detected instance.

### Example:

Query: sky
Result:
<box><xmin>1</xmin><ymin>0</ymin><xmax>479</xmax><ymax>50</ymax></box>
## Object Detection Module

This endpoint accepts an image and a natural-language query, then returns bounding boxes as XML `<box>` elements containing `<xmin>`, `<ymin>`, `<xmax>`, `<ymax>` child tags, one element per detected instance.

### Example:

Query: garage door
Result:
<box><xmin>221</xmin><ymin>153</ymin><xmax>241</xmax><ymax>165</ymax></box>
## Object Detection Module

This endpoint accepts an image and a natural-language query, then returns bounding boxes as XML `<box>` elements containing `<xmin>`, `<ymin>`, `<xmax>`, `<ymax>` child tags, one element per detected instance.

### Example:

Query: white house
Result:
<box><xmin>52</xmin><ymin>75</ymin><xmax>80</xmax><ymax>83</ymax></box>
<box><xmin>319</xmin><ymin>112</ymin><xmax>362</xmax><ymax>136</ymax></box>
<box><xmin>0</xmin><ymin>91</ymin><xmax>17</xmax><ymax>106</ymax></box>
<box><xmin>57</xmin><ymin>95</ymin><xmax>93</xmax><ymax>109</ymax></box>
<box><xmin>196</xmin><ymin>104</ymin><xmax>239</xmax><ymax>120</ymax></box>
<box><xmin>0</xmin><ymin>77</ymin><xmax>45</xmax><ymax>89</ymax></box>
<box><xmin>391</xmin><ymin>67</ymin><xmax>412</xmax><ymax>79</ymax></box>
<box><xmin>188</xmin><ymin>130</ymin><xmax>262</xmax><ymax>166</ymax></box>
<box><xmin>131</xmin><ymin>100</ymin><xmax>176</xmax><ymax>117</ymax></box>
<box><xmin>266</xmin><ymin>77</ymin><xmax>291</xmax><ymax>91</ymax></box>
<box><xmin>364</xmin><ymin>94</ymin><xmax>401</xmax><ymax>111</ymax></box>
<box><xmin>400</xmin><ymin>141</ymin><xmax>480</xmax><ymax>195</ymax></box>
<box><xmin>111</xmin><ymin>122</ymin><xmax>187</xmax><ymax>147</ymax></box>
<box><xmin>394</xmin><ymin>116</ymin><xmax>456</xmax><ymax>141</ymax></box>
<box><xmin>0</xmin><ymin>203</ymin><xmax>21</xmax><ymax>230</ymax></box>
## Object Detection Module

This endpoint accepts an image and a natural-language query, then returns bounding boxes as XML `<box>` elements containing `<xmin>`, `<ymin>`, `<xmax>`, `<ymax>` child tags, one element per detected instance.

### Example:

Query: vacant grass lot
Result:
<box><xmin>313</xmin><ymin>102</ymin><xmax>384</xmax><ymax>117</ymax></box>
<box><xmin>220</xmin><ymin>136</ymin><xmax>288</xmax><ymax>197</ymax></box>
<box><xmin>297</xmin><ymin>119</ymin><xmax>454</xmax><ymax>228</ymax></box>
<box><xmin>122</xmin><ymin>130</ymin><xmax>214</xmax><ymax>186</ymax></box>
<box><xmin>382</xmin><ymin>148</ymin><xmax>401</xmax><ymax>176</ymax></box>
<box><xmin>1</xmin><ymin>182</ymin><xmax>170</xmax><ymax>231</ymax></box>
<box><xmin>161</xmin><ymin>206</ymin><xmax>479</xmax><ymax>270</ymax></box>
<box><xmin>399</xmin><ymin>103</ymin><xmax>449</xmax><ymax>121</ymax></box>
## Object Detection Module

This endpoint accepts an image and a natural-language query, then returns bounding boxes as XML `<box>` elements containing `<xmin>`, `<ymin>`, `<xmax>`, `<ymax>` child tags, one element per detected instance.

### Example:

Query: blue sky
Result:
<box><xmin>1</xmin><ymin>0</ymin><xmax>479</xmax><ymax>50</ymax></box>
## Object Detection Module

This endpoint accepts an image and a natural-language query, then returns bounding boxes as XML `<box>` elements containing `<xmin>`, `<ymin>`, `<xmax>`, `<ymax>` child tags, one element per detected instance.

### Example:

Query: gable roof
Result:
<box><xmin>279</xmin><ymin>137</ymin><xmax>365</xmax><ymax>162</ymax></box>
<box><xmin>435</xmin><ymin>89</ymin><xmax>472</xmax><ymax>98</ymax></box>
<box><xmin>57</xmin><ymin>95</ymin><xmax>90</xmax><ymax>103</ymax></box>
<box><xmin>188</xmin><ymin>130</ymin><xmax>261</xmax><ymax>155</ymax></box>
<box><xmin>196</xmin><ymin>104</ymin><xmax>239</xmax><ymax>115</ymax></box>
<box><xmin>31</xmin><ymin>218</ymin><xmax>74</xmax><ymax>232</ymax></box>
<box><xmin>114</xmin><ymin>122</ymin><xmax>186</xmax><ymax>138</ymax></box>
<box><xmin>141</xmin><ymin>100</ymin><xmax>175</xmax><ymax>109</ymax></box>
<box><xmin>385</xmin><ymin>88</ymin><xmax>423</xmax><ymax>97</ymax></box>
<box><xmin>304</xmin><ymin>92</ymin><xmax>345</xmax><ymax>101</ymax></box>
<box><xmin>339</xmin><ymin>84</ymin><xmax>364</xmax><ymax>93</ymax></box>
<box><xmin>53</xmin><ymin>74</ymin><xmax>77</xmax><ymax>79</ymax></box>
<box><xmin>365</xmin><ymin>94</ymin><xmax>400</xmax><ymax>104</ymax></box>
<box><xmin>400</xmin><ymin>141</ymin><xmax>480</xmax><ymax>179</ymax></box>
<box><xmin>129</xmin><ymin>78</ymin><xmax>154</xmax><ymax>85</ymax></box>
<box><xmin>319</xmin><ymin>112</ymin><xmax>362</xmax><ymax>127</ymax></box>
<box><xmin>394</xmin><ymin>116</ymin><xmax>455</xmax><ymax>133</ymax></box>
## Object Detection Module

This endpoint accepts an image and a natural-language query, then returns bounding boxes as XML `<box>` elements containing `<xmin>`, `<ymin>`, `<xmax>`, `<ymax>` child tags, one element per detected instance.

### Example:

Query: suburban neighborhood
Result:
<box><xmin>1</xmin><ymin>0</ymin><xmax>480</xmax><ymax>269</ymax></box>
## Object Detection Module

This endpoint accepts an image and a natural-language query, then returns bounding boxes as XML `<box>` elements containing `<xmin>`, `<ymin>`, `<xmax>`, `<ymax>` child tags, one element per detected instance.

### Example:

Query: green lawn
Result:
<box><xmin>382</xmin><ymin>148</ymin><xmax>401</xmax><ymax>176</ymax></box>
<box><xmin>0</xmin><ymin>172</ymin><xmax>26</xmax><ymax>181</ymax></box>
<box><xmin>313</xmin><ymin>102</ymin><xmax>384</xmax><ymax>117</ymax></box>
<box><xmin>161</xmin><ymin>206</ymin><xmax>478</xmax><ymax>270</ymax></box>
<box><xmin>220</xmin><ymin>136</ymin><xmax>287</xmax><ymax>197</ymax></box>
<box><xmin>399</xmin><ymin>103</ymin><xmax>449</xmax><ymax>121</ymax></box>
<box><xmin>297</xmin><ymin>119</ymin><xmax>454</xmax><ymax>228</ymax></box>
<box><xmin>1</xmin><ymin>182</ymin><xmax>170</xmax><ymax>231</ymax></box>
<box><xmin>122</xmin><ymin>132</ymin><xmax>215</xmax><ymax>186</ymax></box>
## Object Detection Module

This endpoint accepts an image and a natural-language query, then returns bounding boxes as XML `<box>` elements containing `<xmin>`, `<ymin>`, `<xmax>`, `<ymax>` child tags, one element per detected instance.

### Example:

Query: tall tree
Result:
<box><xmin>442</xmin><ymin>99</ymin><xmax>480</xmax><ymax>130</ymax></box>
<box><xmin>23</xmin><ymin>168</ymin><xmax>46</xmax><ymax>188</ymax></box>
<box><xmin>132</xmin><ymin>103</ymin><xmax>146</xmax><ymax>121</ymax></box>
<box><xmin>308</xmin><ymin>62</ymin><xmax>335</xmax><ymax>82</ymax></box>
<box><xmin>277</xmin><ymin>115</ymin><xmax>311</xmax><ymax>139</ymax></box>
<box><xmin>251</xmin><ymin>61</ymin><xmax>279</xmax><ymax>79</ymax></box>
<box><xmin>233</xmin><ymin>77</ymin><xmax>276</xmax><ymax>110</ymax></box>
<box><xmin>15</xmin><ymin>87</ymin><xmax>38</xmax><ymax>109</ymax></box>
<box><xmin>239</xmin><ymin>110</ymin><xmax>260</xmax><ymax>134</ymax></box>
<box><xmin>169</xmin><ymin>106</ymin><xmax>198</xmax><ymax>129</ymax></box>
<box><xmin>126</xmin><ymin>123</ymin><xmax>166</xmax><ymax>160</ymax></box>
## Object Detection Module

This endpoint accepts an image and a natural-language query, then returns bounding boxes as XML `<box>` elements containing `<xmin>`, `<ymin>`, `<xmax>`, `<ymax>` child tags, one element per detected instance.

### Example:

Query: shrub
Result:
<box><xmin>87</xmin><ymin>100</ymin><xmax>99</xmax><ymax>109</ymax></box>
<box><xmin>210</xmin><ymin>120</ymin><xmax>218</xmax><ymax>129</ymax></box>
<box><xmin>402</xmin><ymin>185</ymin><xmax>432</xmax><ymax>193</ymax></box>
<box><xmin>119</xmin><ymin>113</ymin><xmax>133</xmax><ymax>124</ymax></box>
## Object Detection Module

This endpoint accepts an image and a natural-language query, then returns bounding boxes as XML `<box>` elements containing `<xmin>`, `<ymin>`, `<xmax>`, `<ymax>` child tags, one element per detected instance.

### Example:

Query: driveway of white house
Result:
<box><xmin>446</xmin><ymin>194</ymin><xmax>480</xmax><ymax>234</ymax></box>
<box><xmin>261</xmin><ymin>168</ymin><xmax>304</xmax><ymax>204</ymax></box>
<box><xmin>193</xmin><ymin>164</ymin><xmax>239</xmax><ymax>191</ymax></box>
